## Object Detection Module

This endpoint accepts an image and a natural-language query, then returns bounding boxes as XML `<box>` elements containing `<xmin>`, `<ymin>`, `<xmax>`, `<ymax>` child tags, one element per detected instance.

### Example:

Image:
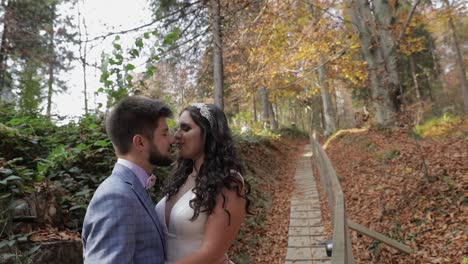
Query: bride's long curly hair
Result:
<box><xmin>163</xmin><ymin>104</ymin><xmax>251</xmax><ymax>223</ymax></box>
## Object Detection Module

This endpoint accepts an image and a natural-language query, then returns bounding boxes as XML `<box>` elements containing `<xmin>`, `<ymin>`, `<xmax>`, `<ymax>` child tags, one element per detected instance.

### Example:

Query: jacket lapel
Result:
<box><xmin>112</xmin><ymin>164</ymin><xmax>166</xmax><ymax>256</ymax></box>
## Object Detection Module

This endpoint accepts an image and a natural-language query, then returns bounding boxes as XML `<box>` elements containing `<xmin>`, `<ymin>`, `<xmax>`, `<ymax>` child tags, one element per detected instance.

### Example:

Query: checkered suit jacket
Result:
<box><xmin>82</xmin><ymin>163</ymin><xmax>166</xmax><ymax>264</ymax></box>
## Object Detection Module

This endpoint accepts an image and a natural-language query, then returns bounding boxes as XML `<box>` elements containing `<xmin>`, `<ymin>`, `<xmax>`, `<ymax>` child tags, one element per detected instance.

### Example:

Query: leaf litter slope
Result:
<box><xmin>230</xmin><ymin>137</ymin><xmax>307</xmax><ymax>263</ymax></box>
<box><xmin>322</xmin><ymin>128</ymin><xmax>467</xmax><ymax>263</ymax></box>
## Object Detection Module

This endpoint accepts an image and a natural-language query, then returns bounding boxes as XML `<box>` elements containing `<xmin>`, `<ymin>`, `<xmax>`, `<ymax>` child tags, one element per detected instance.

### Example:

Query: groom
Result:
<box><xmin>82</xmin><ymin>96</ymin><xmax>174</xmax><ymax>263</ymax></box>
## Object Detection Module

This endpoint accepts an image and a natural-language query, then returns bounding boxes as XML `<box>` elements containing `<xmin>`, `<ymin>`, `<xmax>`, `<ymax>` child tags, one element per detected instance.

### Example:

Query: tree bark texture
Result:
<box><xmin>211</xmin><ymin>0</ymin><xmax>224</xmax><ymax>110</ymax></box>
<box><xmin>260</xmin><ymin>87</ymin><xmax>269</xmax><ymax>128</ymax></box>
<box><xmin>410</xmin><ymin>55</ymin><xmax>422</xmax><ymax>125</ymax></box>
<box><xmin>268</xmin><ymin>100</ymin><xmax>277</xmax><ymax>129</ymax></box>
<box><xmin>318</xmin><ymin>63</ymin><xmax>336</xmax><ymax>136</ymax></box>
<box><xmin>347</xmin><ymin>0</ymin><xmax>399</xmax><ymax>126</ymax></box>
<box><xmin>47</xmin><ymin>19</ymin><xmax>55</xmax><ymax>117</ymax></box>
<box><xmin>0</xmin><ymin>0</ymin><xmax>11</xmax><ymax>100</ymax></box>
<box><xmin>252</xmin><ymin>92</ymin><xmax>257</xmax><ymax>122</ymax></box>
<box><xmin>311</xmin><ymin>95</ymin><xmax>323</xmax><ymax>134</ymax></box>
<box><xmin>444</xmin><ymin>0</ymin><xmax>468</xmax><ymax>114</ymax></box>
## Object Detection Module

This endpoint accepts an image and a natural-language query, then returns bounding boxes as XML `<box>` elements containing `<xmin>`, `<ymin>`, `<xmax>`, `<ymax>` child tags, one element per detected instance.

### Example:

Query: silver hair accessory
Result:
<box><xmin>192</xmin><ymin>103</ymin><xmax>214</xmax><ymax>127</ymax></box>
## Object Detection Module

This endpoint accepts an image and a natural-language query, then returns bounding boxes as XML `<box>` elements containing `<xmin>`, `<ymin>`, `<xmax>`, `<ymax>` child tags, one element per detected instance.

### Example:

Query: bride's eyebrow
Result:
<box><xmin>179</xmin><ymin>122</ymin><xmax>191</xmax><ymax>128</ymax></box>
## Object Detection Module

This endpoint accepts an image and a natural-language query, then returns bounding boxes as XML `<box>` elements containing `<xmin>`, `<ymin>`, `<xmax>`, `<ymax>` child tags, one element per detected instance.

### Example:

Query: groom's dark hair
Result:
<box><xmin>106</xmin><ymin>95</ymin><xmax>172</xmax><ymax>155</ymax></box>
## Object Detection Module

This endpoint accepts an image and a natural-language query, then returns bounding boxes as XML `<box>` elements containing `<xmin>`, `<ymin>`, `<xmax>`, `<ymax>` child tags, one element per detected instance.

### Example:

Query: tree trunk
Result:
<box><xmin>211</xmin><ymin>0</ymin><xmax>224</xmax><ymax>110</ymax></box>
<box><xmin>288</xmin><ymin>98</ymin><xmax>294</xmax><ymax>125</ymax></box>
<box><xmin>374</xmin><ymin>0</ymin><xmax>401</xmax><ymax>109</ymax></box>
<box><xmin>46</xmin><ymin>47</ymin><xmax>54</xmax><ymax>117</ymax></box>
<box><xmin>268</xmin><ymin>100</ymin><xmax>277</xmax><ymax>129</ymax></box>
<box><xmin>444</xmin><ymin>0</ymin><xmax>468</xmax><ymax>114</ymax></box>
<box><xmin>260</xmin><ymin>87</ymin><xmax>269</xmax><ymax>128</ymax></box>
<box><xmin>82</xmin><ymin>59</ymin><xmax>88</xmax><ymax>114</ymax></box>
<box><xmin>410</xmin><ymin>55</ymin><xmax>422</xmax><ymax>125</ymax></box>
<box><xmin>347</xmin><ymin>0</ymin><xmax>398</xmax><ymax>126</ymax></box>
<box><xmin>0</xmin><ymin>0</ymin><xmax>10</xmax><ymax>100</ymax></box>
<box><xmin>318</xmin><ymin>63</ymin><xmax>336</xmax><ymax>136</ymax></box>
<box><xmin>77</xmin><ymin>4</ymin><xmax>89</xmax><ymax>115</ymax></box>
<box><xmin>311</xmin><ymin>95</ymin><xmax>322</xmax><ymax>136</ymax></box>
<box><xmin>252</xmin><ymin>92</ymin><xmax>257</xmax><ymax>122</ymax></box>
<box><xmin>300</xmin><ymin>107</ymin><xmax>305</xmax><ymax>131</ymax></box>
<box><xmin>275</xmin><ymin>97</ymin><xmax>280</xmax><ymax>126</ymax></box>
<box><xmin>46</xmin><ymin>19</ymin><xmax>55</xmax><ymax>117</ymax></box>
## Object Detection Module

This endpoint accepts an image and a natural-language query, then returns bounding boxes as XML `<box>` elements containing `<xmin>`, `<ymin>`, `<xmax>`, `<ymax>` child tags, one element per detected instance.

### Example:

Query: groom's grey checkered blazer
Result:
<box><xmin>82</xmin><ymin>163</ymin><xmax>166</xmax><ymax>264</ymax></box>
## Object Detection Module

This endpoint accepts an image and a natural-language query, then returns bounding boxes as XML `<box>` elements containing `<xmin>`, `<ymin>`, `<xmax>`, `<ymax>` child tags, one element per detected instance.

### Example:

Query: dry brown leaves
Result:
<box><xmin>231</xmin><ymin>137</ymin><xmax>307</xmax><ymax>263</ymax></box>
<box><xmin>29</xmin><ymin>226</ymin><xmax>80</xmax><ymax>242</ymax></box>
<box><xmin>323</xmin><ymin>128</ymin><xmax>467</xmax><ymax>264</ymax></box>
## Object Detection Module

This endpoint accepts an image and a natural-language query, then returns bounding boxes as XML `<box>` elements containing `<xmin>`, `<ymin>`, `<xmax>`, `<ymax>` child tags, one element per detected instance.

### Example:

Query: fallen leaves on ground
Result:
<box><xmin>319</xmin><ymin>127</ymin><xmax>467</xmax><ymax>263</ymax></box>
<box><xmin>29</xmin><ymin>226</ymin><xmax>80</xmax><ymax>242</ymax></box>
<box><xmin>230</xmin><ymin>137</ymin><xmax>306</xmax><ymax>263</ymax></box>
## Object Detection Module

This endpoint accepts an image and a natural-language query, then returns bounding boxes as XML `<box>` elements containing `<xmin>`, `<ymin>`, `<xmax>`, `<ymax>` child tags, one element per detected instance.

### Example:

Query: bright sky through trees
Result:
<box><xmin>54</xmin><ymin>0</ymin><xmax>151</xmax><ymax>119</ymax></box>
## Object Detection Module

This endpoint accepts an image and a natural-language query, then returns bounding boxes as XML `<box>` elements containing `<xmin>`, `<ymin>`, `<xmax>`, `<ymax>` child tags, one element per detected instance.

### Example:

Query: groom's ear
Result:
<box><xmin>132</xmin><ymin>134</ymin><xmax>146</xmax><ymax>150</ymax></box>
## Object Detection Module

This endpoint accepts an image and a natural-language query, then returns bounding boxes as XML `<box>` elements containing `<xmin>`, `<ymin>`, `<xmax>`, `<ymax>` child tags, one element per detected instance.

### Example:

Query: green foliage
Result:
<box><xmin>0</xmin><ymin>105</ymin><xmax>176</xmax><ymax>233</ymax></box>
<box><xmin>0</xmin><ymin>108</ymin><xmax>114</xmax><ymax>230</ymax></box>
<box><xmin>0</xmin><ymin>231</ymin><xmax>40</xmax><ymax>264</ymax></box>
<box><xmin>1</xmin><ymin>0</ymin><xmax>75</xmax><ymax>113</ymax></box>
<box><xmin>98</xmin><ymin>27</ymin><xmax>181</xmax><ymax>109</ymax></box>
<box><xmin>276</xmin><ymin>127</ymin><xmax>309</xmax><ymax>139</ymax></box>
<box><xmin>413</xmin><ymin>114</ymin><xmax>466</xmax><ymax>139</ymax></box>
<box><xmin>230</xmin><ymin>111</ymin><xmax>253</xmax><ymax>127</ymax></box>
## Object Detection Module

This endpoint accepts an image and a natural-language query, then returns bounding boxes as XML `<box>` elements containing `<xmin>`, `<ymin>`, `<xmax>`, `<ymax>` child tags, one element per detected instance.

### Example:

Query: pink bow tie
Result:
<box><xmin>146</xmin><ymin>174</ymin><xmax>156</xmax><ymax>190</ymax></box>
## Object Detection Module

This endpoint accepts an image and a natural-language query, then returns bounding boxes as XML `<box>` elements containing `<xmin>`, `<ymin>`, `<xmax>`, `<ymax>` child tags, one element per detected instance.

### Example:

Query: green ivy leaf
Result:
<box><xmin>0</xmin><ymin>240</ymin><xmax>10</xmax><ymax>249</ymax></box>
<box><xmin>0</xmin><ymin>175</ymin><xmax>23</xmax><ymax>185</ymax></box>
<box><xmin>75</xmin><ymin>189</ymin><xmax>91</xmax><ymax>196</ymax></box>
<box><xmin>94</xmin><ymin>139</ymin><xmax>111</xmax><ymax>147</ymax></box>
<box><xmin>69</xmin><ymin>204</ymin><xmax>87</xmax><ymax>211</ymax></box>
<box><xmin>135</xmin><ymin>38</ymin><xmax>143</xmax><ymax>49</ymax></box>
<box><xmin>125</xmin><ymin>64</ymin><xmax>136</xmax><ymax>71</ymax></box>
<box><xmin>26</xmin><ymin>245</ymin><xmax>41</xmax><ymax>255</ymax></box>
<box><xmin>130</xmin><ymin>49</ymin><xmax>139</xmax><ymax>58</ymax></box>
<box><xmin>163</xmin><ymin>27</ymin><xmax>180</xmax><ymax>45</ymax></box>
<box><xmin>17</xmin><ymin>235</ymin><xmax>29</xmax><ymax>242</ymax></box>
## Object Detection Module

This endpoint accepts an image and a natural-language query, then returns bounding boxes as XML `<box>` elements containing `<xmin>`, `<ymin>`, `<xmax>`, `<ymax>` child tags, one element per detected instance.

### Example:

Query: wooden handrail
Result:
<box><xmin>347</xmin><ymin>220</ymin><xmax>412</xmax><ymax>254</ymax></box>
<box><xmin>310</xmin><ymin>137</ymin><xmax>412</xmax><ymax>263</ymax></box>
<box><xmin>310</xmin><ymin>138</ymin><xmax>354</xmax><ymax>263</ymax></box>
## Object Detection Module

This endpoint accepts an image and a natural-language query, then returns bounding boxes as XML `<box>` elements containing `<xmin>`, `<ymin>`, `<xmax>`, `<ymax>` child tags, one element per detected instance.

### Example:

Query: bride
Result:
<box><xmin>155</xmin><ymin>103</ymin><xmax>251</xmax><ymax>264</ymax></box>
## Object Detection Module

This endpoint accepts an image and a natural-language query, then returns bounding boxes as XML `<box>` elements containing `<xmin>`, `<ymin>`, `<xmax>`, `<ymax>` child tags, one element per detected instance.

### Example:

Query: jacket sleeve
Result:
<box><xmin>82</xmin><ymin>189</ymin><xmax>137</xmax><ymax>264</ymax></box>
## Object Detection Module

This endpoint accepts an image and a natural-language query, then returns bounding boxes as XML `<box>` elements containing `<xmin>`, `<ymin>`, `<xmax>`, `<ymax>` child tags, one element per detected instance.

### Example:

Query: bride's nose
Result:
<box><xmin>174</xmin><ymin>128</ymin><xmax>182</xmax><ymax>139</ymax></box>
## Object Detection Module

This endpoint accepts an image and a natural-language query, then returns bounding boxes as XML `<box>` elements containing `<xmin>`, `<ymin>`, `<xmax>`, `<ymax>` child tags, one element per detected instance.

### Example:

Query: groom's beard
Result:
<box><xmin>148</xmin><ymin>145</ymin><xmax>173</xmax><ymax>166</ymax></box>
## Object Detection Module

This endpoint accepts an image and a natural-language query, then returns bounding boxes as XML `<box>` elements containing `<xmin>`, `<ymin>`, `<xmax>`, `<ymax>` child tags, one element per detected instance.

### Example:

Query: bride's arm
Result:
<box><xmin>174</xmin><ymin>187</ymin><xmax>246</xmax><ymax>264</ymax></box>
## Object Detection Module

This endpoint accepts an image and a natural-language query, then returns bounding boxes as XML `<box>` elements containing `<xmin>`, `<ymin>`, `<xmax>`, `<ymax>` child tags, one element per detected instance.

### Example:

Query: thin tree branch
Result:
<box><xmin>398</xmin><ymin>0</ymin><xmax>423</xmax><ymax>42</ymax></box>
<box><xmin>86</xmin><ymin>0</ymin><xmax>202</xmax><ymax>43</ymax></box>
